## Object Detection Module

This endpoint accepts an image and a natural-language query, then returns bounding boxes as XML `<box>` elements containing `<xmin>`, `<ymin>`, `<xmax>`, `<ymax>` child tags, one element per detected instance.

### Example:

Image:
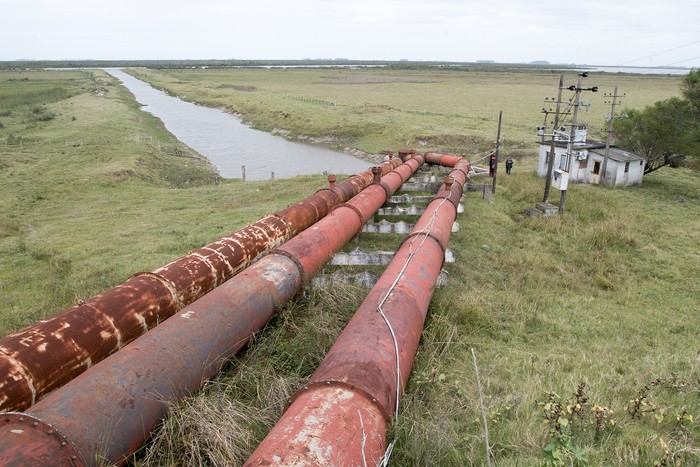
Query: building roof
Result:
<box><xmin>589</xmin><ymin>146</ymin><xmax>646</xmax><ymax>163</ymax></box>
<box><xmin>538</xmin><ymin>139</ymin><xmax>646</xmax><ymax>162</ymax></box>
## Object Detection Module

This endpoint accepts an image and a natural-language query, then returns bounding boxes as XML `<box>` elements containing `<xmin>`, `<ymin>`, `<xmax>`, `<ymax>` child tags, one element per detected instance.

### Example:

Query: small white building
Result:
<box><xmin>537</xmin><ymin>131</ymin><xmax>646</xmax><ymax>187</ymax></box>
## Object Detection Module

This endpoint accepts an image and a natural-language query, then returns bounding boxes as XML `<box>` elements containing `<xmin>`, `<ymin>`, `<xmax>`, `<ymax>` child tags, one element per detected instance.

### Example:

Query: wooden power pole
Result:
<box><xmin>492</xmin><ymin>110</ymin><xmax>502</xmax><ymax>194</ymax></box>
<box><xmin>600</xmin><ymin>87</ymin><xmax>623</xmax><ymax>185</ymax></box>
<box><xmin>543</xmin><ymin>74</ymin><xmax>565</xmax><ymax>203</ymax></box>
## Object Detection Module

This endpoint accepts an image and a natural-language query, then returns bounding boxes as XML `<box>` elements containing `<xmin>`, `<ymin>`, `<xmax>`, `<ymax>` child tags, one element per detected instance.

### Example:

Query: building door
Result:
<box><xmin>590</xmin><ymin>160</ymin><xmax>601</xmax><ymax>184</ymax></box>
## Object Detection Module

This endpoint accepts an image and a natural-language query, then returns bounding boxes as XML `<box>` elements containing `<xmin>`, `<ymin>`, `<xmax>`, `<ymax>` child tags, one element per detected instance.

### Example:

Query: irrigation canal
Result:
<box><xmin>104</xmin><ymin>68</ymin><xmax>371</xmax><ymax>181</ymax></box>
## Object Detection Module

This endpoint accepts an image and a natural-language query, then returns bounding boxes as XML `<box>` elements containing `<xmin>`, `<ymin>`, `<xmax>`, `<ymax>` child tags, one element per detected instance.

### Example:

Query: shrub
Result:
<box><xmin>26</xmin><ymin>111</ymin><xmax>56</xmax><ymax>122</ymax></box>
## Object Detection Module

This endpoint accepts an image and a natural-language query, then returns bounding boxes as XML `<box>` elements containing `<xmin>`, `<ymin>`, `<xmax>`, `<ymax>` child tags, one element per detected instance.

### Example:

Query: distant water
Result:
<box><xmin>104</xmin><ymin>68</ymin><xmax>372</xmax><ymax>180</ymax></box>
<box><xmin>583</xmin><ymin>66</ymin><xmax>692</xmax><ymax>75</ymax></box>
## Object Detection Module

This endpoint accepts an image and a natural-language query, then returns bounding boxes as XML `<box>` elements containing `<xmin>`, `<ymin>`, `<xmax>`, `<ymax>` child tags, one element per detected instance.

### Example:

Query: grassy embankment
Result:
<box><xmin>0</xmin><ymin>69</ymin><xmax>326</xmax><ymax>335</ymax></box>
<box><xmin>1</xmin><ymin>68</ymin><xmax>698</xmax><ymax>465</ymax></box>
<box><xmin>127</xmin><ymin>67</ymin><xmax>681</xmax><ymax>158</ymax></box>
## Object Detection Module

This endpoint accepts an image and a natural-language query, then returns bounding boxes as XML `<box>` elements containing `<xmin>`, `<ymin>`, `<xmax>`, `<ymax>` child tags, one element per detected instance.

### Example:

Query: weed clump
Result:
<box><xmin>589</xmin><ymin>218</ymin><xmax>638</xmax><ymax>249</ymax></box>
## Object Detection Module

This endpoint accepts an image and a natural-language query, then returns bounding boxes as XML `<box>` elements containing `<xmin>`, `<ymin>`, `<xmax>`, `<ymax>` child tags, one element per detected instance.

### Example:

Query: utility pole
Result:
<box><xmin>600</xmin><ymin>87</ymin><xmax>623</xmax><ymax>185</ymax></box>
<box><xmin>559</xmin><ymin>73</ymin><xmax>598</xmax><ymax>215</ymax></box>
<box><xmin>543</xmin><ymin>74</ymin><xmax>565</xmax><ymax>203</ymax></box>
<box><xmin>492</xmin><ymin>110</ymin><xmax>502</xmax><ymax>194</ymax></box>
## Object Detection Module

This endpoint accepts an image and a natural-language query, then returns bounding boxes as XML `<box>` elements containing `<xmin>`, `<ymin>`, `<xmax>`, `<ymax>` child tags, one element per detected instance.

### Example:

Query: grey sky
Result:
<box><xmin>2</xmin><ymin>0</ymin><xmax>699</xmax><ymax>67</ymax></box>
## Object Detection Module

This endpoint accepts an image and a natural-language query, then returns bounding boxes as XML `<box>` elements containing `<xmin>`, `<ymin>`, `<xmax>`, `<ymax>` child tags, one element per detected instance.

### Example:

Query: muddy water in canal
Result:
<box><xmin>105</xmin><ymin>69</ymin><xmax>372</xmax><ymax>180</ymax></box>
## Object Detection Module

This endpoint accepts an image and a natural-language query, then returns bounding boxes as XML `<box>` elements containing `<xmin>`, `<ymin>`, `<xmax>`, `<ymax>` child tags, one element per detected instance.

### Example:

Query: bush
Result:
<box><xmin>25</xmin><ymin>105</ymin><xmax>56</xmax><ymax>122</ymax></box>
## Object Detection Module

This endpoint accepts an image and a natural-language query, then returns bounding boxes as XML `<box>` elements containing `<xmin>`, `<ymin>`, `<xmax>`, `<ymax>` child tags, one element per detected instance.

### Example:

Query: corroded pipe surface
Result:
<box><xmin>0</xmin><ymin>161</ymin><xmax>403</xmax><ymax>413</ymax></box>
<box><xmin>0</xmin><ymin>158</ymin><xmax>423</xmax><ymax>466</ymax></box>
<box><xmin>424</xmin><ymin>151</ymin><xmax>463</xmax><ymax>168</ymax></box>
<box><xmin>246</xmin><ymin>157</ymin><xmax>470</xmax><ymax>466</ymax></box>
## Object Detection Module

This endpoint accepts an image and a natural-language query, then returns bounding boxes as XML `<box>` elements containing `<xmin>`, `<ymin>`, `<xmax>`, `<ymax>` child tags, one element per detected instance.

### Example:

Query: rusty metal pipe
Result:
<box><xmin>245</xmin><ymin>157</ymin><xmax>470</xmax><ymax>466</ymax></box>
<box><xmin>424</xmin><ymin>151</ymin><xmax>464</xmax><ymax>168</ymax></box>
<box><xmin>0</xmin><ymin>157</ymin><xmax>424</xmax><ymax>466</ymax></box>
<box><xmin>0</xmin><ymin>160</ymin><xmax>403</xmax><ymax>414</ymax></box>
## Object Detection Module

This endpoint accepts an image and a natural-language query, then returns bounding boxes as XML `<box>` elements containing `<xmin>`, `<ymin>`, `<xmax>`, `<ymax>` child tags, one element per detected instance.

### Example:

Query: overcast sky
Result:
<box><xmin>2</xmin><ymin>0</ymin><xmax>699</xmax><ymax>67</ymax></box>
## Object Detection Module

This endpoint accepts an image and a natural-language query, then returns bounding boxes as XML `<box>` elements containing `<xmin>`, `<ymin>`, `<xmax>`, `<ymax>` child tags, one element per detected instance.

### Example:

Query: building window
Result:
<box><xmin>624</xmin><ymin>162</ymin><xmax>630</xmax><ymax>173</ymax></box>
<box><xmin>593</xmin><ymin>161</ymin><xmax>601</xmax><ymax>175</ymax></box>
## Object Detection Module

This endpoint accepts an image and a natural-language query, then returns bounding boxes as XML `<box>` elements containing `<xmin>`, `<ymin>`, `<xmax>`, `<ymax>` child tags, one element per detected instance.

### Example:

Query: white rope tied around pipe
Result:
<box><xmin>375</xmin><ymin>181</ymin><xmax>457</xmax><ymax>467</ymax></box>
<box><xmin>469</xmin><ymin>149</ymin><xmax>497</xmax><ymax>165</ymax></box>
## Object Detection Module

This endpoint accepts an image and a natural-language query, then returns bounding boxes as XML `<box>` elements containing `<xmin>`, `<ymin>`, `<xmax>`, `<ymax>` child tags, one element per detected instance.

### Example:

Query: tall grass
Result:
<box><xmin>0</xmin><ymin>86</ymin><xmax>72</xmax><ymax>109</ymax></box>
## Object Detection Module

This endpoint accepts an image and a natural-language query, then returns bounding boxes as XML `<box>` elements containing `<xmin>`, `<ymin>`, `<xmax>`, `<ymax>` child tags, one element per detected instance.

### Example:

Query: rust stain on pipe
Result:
<box><xmin>0</xmin><ymin>413</ymin><xmax>81</xmax><ymax>466</ymax></box>
<box><xmin>0</xmin><ymin>156</ymin><xmax>424</xmax><ymax>466</ymax></box>
<box><xmin>0</xmin><ymin>254</ymin><xmax>303</xmax><ymax>466</ymax></box>
<box><xmin>246</xmin><ymin>156</ymin><xmax>470</xmax><ymax>467</ymax></box>
<box><xmin>242</xmin><ymin>386</ymin><xmax>387</xmax><ymax>466</ymax></box>
<box><xmin>0</xmin><ymin>163</ymin><xmax>396</xmax><ymax>413</ymax></box>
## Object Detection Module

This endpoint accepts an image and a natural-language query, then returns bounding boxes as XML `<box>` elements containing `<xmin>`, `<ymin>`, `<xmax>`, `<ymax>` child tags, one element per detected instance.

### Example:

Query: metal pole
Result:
<box><xmin>492</xmin><ymin>111</ymin><xmax>502</xmax><ymax>194</ymax></box>
<box><xmin>543</xmin><ymin>75</ymin><xmax>564</xmax><ymax>203</ymax></box>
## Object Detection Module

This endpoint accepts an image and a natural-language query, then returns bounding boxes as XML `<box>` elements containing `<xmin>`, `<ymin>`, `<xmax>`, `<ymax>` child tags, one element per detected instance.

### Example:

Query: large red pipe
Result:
<box><xmin>424</xmin><ymin>151</ymin><xmax>465</xmax><ymax>168</ymax></box>
<box><xmin>0</xmin><ymin>156</ymin><xmax>425</xmax><ymax>466</ymax></box>
<box><xmin>0</xmin><ymin>159</ymin><xmax>402</xmax><ymax>413</ymax></box>
<box><xmin>245</xmin><ymin>157</ymin><xmax>470</xmax><ymax>466</ymax></box>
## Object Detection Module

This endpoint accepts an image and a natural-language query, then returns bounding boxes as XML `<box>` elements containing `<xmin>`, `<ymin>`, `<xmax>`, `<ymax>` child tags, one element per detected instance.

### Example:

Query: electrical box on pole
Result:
<box><xmin>552</xmin><ymin>169</ymin><xmax>569</xmax><ymax>191</ymax></box>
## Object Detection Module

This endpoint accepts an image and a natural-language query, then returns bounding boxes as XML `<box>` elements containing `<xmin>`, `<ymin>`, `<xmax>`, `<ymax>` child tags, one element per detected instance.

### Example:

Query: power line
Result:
<box><xmin>616</xmin><ymin>39</ymin><xmax>700</xmax><ymax>66</ymax></box>
<box><xmin>665</xmin><ymin>54</ymin><xmax>700</xmax><ymax>67</ymax></box>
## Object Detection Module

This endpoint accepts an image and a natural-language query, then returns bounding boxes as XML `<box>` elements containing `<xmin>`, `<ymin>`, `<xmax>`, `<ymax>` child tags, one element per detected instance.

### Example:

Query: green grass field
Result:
<box><xmin>1</xmin><ymin>67</ymin><xmax>698</xmax><ymax>466</ymax></box>
<box><xmin>126</xmin><ymin>67</ymin><xmax>682</xmax><ymax>156</ymax></box>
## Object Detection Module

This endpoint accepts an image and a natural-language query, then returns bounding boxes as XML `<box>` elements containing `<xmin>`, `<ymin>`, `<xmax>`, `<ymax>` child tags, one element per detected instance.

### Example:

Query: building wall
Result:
<box><xmin>538</xmin><ymin>145</ymin><xmax>569</xmax><ymax>177</ymax></box>
<box><xmin>538</xmin><ymin>145</ymin><xmax>646</xmax><ymax>187</ymax></box>
<box><xmin>609</xmin><ymin>157</ymin><xmax>645</xmax><ymax>187</ymax></box>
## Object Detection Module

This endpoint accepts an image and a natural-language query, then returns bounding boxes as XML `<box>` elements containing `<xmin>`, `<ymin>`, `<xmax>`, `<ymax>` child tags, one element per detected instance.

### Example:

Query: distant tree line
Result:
<box><xmin>0</xmin><ymin>59</ymin><xmax>581</xmax><ymax>72</ymax></box>
<box><xmin>615</xmin><ymin>69</ymin><xmax>700</xmax><ymax>173</ymax></box>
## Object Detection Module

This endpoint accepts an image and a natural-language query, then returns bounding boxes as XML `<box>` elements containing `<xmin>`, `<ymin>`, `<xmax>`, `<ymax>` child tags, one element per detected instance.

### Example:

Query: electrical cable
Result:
<box><xmin>471</xmin><ymin>149</ymin><xmax>497</xmax><ymax>165</ymax></box>
<box><xmin>616</xmin><ymin>39</ymin><xmax>700</xmax><ymax>66</ymax></box>
<box><xmin>664</xmin><ymin>54</ymin><xmax>700</xmax><ymax>67</ymax></box>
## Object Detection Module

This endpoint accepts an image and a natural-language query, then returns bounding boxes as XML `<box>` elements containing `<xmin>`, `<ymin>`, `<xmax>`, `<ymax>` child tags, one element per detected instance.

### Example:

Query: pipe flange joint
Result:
<box><xmin>267</xmin><ymin>248</ymin><xmax>307</xmax><ymax>289</ymax></box>
<box><xmin>0</xmin><ymin>412</ymin><xmax>85</xmax><ymax>466</ymax></box>
<box><xmin>269</xmin><ymin>212</ymin><xmax>296</xmax><ymax>233</ymax></box>
<box><xmin>330</xmin><ymin>202</ymin><xmax>366</xmax><ymax>227</ymax></box>
<box><xmin>314</xmin><ymin>187</ymin><xmax>343</xmax><ymax>206</ymax></box>
<box><xmin>378</xmin><ymin>181</ymin><xmax>393</xmax><ymax>200</ymax></box>
<box><xmin>285</xmin><ymin>380</ymin><xmax>392</xmax><ymax>422</ymax></box>
<box><xmin>433</xmin><ymin>189</ymin><xmax>461</xmax><ymax>211</ymax></box>
<box><xmin>401</xmin><ymin>231</ymin><xmax>448</xmax><ymax>260</ymax></box>
<box><xmin>128</xmin><ymin>271</ymin><xmax>184</xmax><ymax>311</ymax></box>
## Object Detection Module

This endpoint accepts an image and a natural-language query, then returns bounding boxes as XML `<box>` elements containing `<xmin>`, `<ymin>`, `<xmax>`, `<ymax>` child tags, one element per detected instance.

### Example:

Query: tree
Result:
<box><xmin>680</xmin><ymin>69</ymin><xmax>700</xmax><ymax>169</ymax></box>
<box><xmin>616</xmin><ymin>97</ymin><xmax>697</xmax><ymax>174</ymax></box>
<box><xmin>614</xmin><ymin>69</ymin><xmax>700</xmax><ymax>173</ymax></box>
<box><xmin>680</xmin><ymin>68</ymin><xmax>700</xmax><ymax>118</ymax></box>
